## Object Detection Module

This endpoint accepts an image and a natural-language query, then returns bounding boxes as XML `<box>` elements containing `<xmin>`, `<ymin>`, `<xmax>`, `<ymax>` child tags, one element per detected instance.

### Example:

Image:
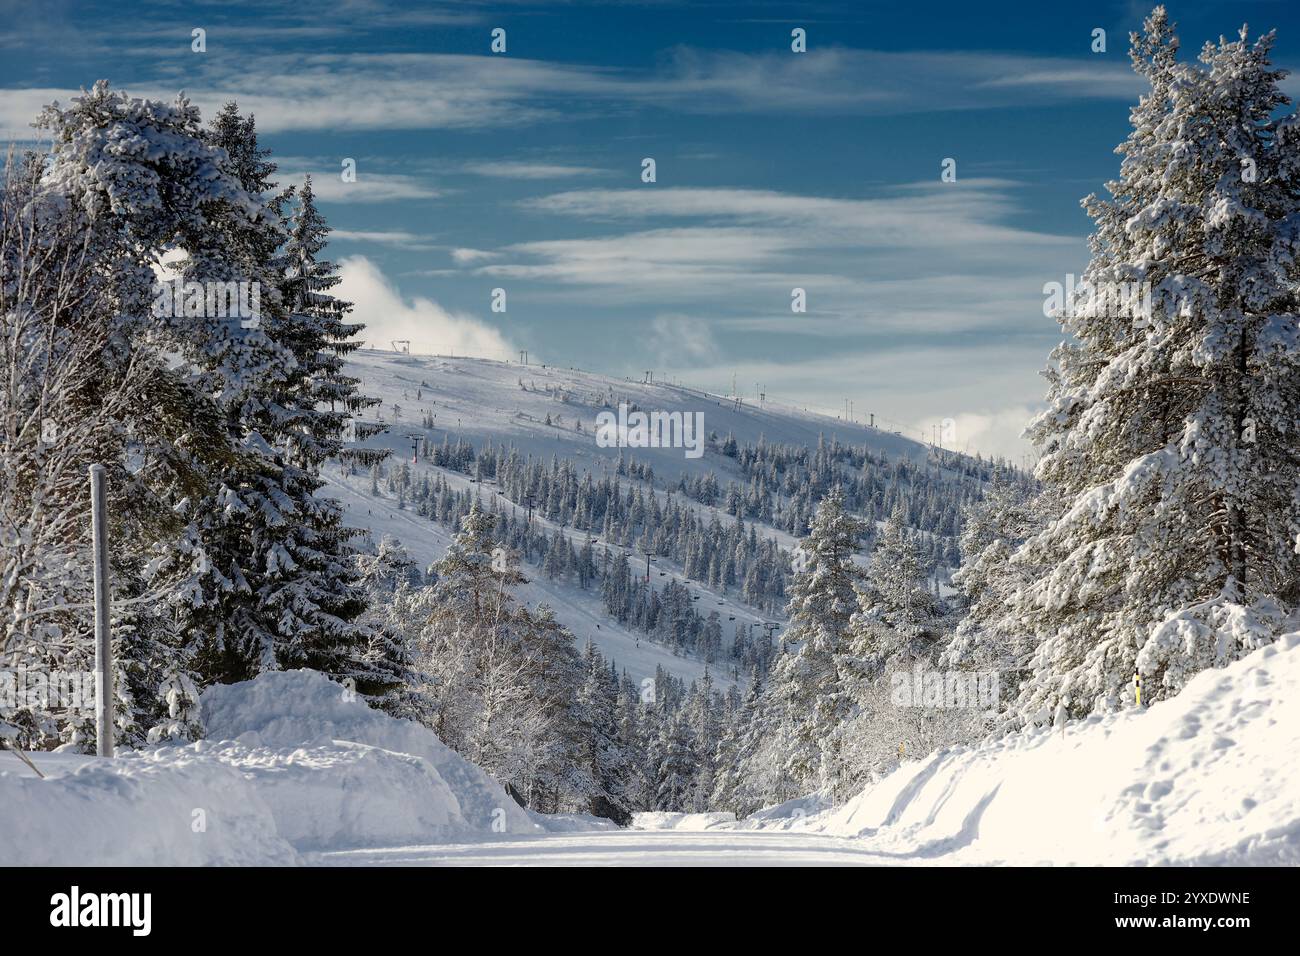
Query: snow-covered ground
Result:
<box><xmin>318</xmin><ymin>350</ymin><xmax>972</xmax><ymax>688</ymax></box>
<box><xmin>5</xmin><ymin>632</ymin><xmax>1297</xmax><ymax>866</ymax></box>
<box><xmin>346</xmin><ymin>349</ymin><xmax>930</xmax><ymax>482</ymax></box>
<box><xmin>323</xmin><ymin>466</ymin><xmax>741</xmax><ymax>688</ymax></box>
<box><xmin>742</xmin><ymin>632</ymin><xmax>1300</xmax><ymax>865</ymax></box>
<box><xmin>0</xmin><ymin>670</ymin><xmax>547</xmax><ymax>865</ymax></box>
<box><xmin>309</xmin><ymin>829</ymin><xmax>888</xmax><ymax>867</ymax></box>
<box><xmin>329</xmin><ymin>348</ymin><xmax>926</xmax><ymax>688</ymax></box>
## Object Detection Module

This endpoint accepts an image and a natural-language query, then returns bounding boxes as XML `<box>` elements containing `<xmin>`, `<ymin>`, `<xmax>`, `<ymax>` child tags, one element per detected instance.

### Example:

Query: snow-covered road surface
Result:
<box><xmin>309</xmin><ymin>830</ymin><xmax>890</xmax><ymax>867</ymax></box>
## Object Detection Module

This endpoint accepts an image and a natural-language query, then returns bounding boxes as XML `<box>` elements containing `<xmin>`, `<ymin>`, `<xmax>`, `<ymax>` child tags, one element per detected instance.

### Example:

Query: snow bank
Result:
<box><xmin>191</xmin><ymin>739</ymin><xmax>468</xmax><ymax>852</ymax></box>
<box><xmin>735</xmin><ymin>794</ymin><xmax>834</xmax><ymax>830</ymax></box>
<box><xmin>1</xmin><ymin>670</ymin><xmax>551</xmax><ymax>865</ymax></box>
<box><xmin>809</xmin><ymin>634</ymin><xmax>1300</xmax><ymax>865</ymax></box>
<box><xmin>201</xmin><ymin>669</ymin><xmax>536</xmax><ymax>836</ymax></box>
<box><xmin>0</xmin><ymin>748</ymin><xmax>297</xmax><ymax>866</ymax></box>
<box><xmin>632</xmin><ymin>811</ymin><xmax>738</xmax><ymax>831</ymax></box>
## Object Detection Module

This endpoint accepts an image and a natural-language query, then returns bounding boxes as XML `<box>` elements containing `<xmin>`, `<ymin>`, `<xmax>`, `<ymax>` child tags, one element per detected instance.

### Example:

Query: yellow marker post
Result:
<box><xmin>1134</xmin><ymin>672</ymin><xmax>1141</xmax><ymax>707</ymax></box>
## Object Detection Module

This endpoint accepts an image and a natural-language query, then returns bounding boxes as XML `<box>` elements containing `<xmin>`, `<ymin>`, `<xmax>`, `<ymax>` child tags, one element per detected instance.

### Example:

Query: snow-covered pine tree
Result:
<box><xmin>859</xmin><ymin>503</ymin><xmax>940</xmax><ymax>637</ymax></box>
<box><xmin>516</xmin><ymin>605</ymin><xmax>587</xmax><ymax>812</ymax></box>
<box><xmin>941</xmin><ymin>475</ymin><xmax>1042</xmax><ymax>677</ymax></box>
<box><xmin>761</xmin><ymin>487</ymin><xmax>867</xmax><ymax>792</ymax></box>
<box><xmin>652</xmin><ymin>707</ymin><xmax>697</xmax><ymax>811</ymax></box>
<box><xmin>167</xmin><ymin>104</ymin><xmax>394</xmax><ymax>698</ymax></box>
<box><xmin>280</xmin><ymin>175</ymin><xmax>387</xmax><ymax>466</ymax></box>
<box><xmin>574</xmin><ymin>642</ymin><xmax>633</xmax><ymax>824</ymax></box>
<box><xmin>615</xmin><ymin>675</ymin><xmax>650</xmax><ymax>811</ymax></box>
<box><xmin>18</xmin><ymin>84</ymin><xmax>281</xmax><ymax>748</ymax></box>
<box><xmin>683</xmin><ymin>669</ymin><xmax>720</xmax><ymax>811</ymax></box>
<box><xmin>710</xmin><ymin>667</ymin><xmax>764</xmax><ymax>813</ymax></box>
<box><xmin>1008</xmin><ymin>7</ymin><xmax>1300</xmax><ymax>723</ymax></box>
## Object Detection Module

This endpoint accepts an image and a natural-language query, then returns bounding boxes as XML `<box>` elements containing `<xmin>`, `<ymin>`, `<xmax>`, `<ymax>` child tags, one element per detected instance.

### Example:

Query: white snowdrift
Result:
<box><xmin>1</xmin><ymin>670</ymin><xmax>550</xmax><ymax>865</ymax></box>
<box><xmin>803</xmin><ymin>633</ymin><xmax>1300</xmax><ymax>865</ymax></box>
<box><xmin>201</xmin><ymin>669</ymin><xmax>536</xmax><ymax>836</ymax></box>
<box><xmin>0</xmin><ymin>748</ymin><xmax>298</xmax><ymax>866</ymax></box>
<box><xmin>632</xmin><ymin>811</ymin><xmax>738</xmax><ymax>831</ymax></box>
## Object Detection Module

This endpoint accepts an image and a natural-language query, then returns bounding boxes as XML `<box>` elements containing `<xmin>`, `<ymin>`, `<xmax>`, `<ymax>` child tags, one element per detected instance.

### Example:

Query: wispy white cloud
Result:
<box><xmin>278</xmin><ymin>169</ymin><xmax>441</xmax><ymax>203</ymax></box>
<box><xmin>0</xmin><ymin>45</ymin><xmax>1147</xmax><ymax>139</ymax></box>
<box><xmin>476</xmin><ymin>182</ymin><xmax>1082</xmax><ymax>332</ymax></box>
<box><xmin>650</xmin><ymin>314</ymin><xmax>720</xmax><ymax>364</ymax></box>
<box><xmin>519</xmin><ymin>182</ymin><xmax>1079</xmax><ymax>249</ymax></box>
<box><xmin>330</xmin><ymin>229</ymin><xmax>437</xmax><ymax>249</ymax></box>
<box><xmin>450</xmin><ymin>247</ymin><xmax>503</xmax><ymax>265</ymax></box>
<box><xmin>462</xmin><ymin>160</ymin><xmax>610</xmax><ymax>180</ymax></box>
<box><xmin>653</xmin><ymin>46</ymin><xmax>1144</xmax><ymax>112</ymax></box>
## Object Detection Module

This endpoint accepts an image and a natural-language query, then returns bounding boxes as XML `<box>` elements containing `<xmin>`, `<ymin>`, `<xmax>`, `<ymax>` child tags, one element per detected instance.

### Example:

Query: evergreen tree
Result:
<box><xmin>941</xmin><ymin>476</ymin><xmax>1040</xmax><ymax>675</ymax></box>
<box><xmin>574</xmin><ymin>643</ymin><xmax>632</xmax><ymax>824</ymax></box>
<box><xmin>653</xmin><ymin>707</ymin><xmax>697</xmax><ymax>811</ymax></box>
<box><xmin>763</xmin><ymin>488</ymin><xmax>867</xmax><ymax>791</ymax></box>
<box><xmin>168</xmin><ymin>107</ymin><xmax>393</xmax><ymax>697</ymax></box>
<box><xmin>861</xmin><ymin>503</ymin><xmax>939</xmax><ymax>637</ymax></box>
<box><xmin>12</xmin><ymin>84</ymin><xmax>270</xmax><ymax>748</ymax></box>
<box><xmin>1007</xmin><ymin>8</ymin><xmax>1300</xmax><ymax>723</ymax></box>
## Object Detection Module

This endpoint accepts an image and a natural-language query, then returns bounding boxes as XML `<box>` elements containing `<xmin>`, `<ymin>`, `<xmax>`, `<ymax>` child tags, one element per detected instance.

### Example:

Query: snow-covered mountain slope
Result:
<box><xmin>345</xmin><ymin>349</ymin><xmax>931</xmax><ymax>483</ymax></box>
<box><xmin>329</xmin><ymin>349</ymin><xmax>945</xmax><ymax>687</ymax></box>
<box><xmin>755</xmin><ymin>633</ymin><xmax>1300</xmax><ymax>865</ymax></box>
<box><xmin>323</xmin><ymin>466</ymin><xmax>741</xmax><ymax>688</ymax></box>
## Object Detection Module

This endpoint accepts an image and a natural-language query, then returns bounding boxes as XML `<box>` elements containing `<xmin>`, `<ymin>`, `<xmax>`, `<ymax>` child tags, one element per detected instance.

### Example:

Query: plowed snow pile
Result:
<box><xmin>1</xmin><ymin>670</ymin><xmax>542</xmax><ymax>865</ymax></box>
<box><xmin>805</xmin><ymin>634</ymin><xmax>1300</xmax><ymax>864</ymax></box>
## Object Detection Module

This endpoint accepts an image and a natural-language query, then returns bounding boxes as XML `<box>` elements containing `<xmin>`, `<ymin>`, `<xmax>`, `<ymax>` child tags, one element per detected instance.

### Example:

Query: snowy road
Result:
<box><xmin>308</xmin><ymin>830</ymin><xmax>892</xmax><ymax>867</ymax></box>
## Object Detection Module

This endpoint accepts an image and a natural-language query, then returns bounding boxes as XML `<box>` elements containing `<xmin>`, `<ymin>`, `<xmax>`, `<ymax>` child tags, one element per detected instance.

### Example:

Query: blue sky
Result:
<box><xmin>3</xmin><ymin>0</ymin><xmax>1298</xmax><ymax>459</ymax></box>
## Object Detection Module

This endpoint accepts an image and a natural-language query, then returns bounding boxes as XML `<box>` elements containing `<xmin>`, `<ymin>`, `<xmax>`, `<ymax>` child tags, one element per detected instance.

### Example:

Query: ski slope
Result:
<box><xmin>326</xmin><ymin>349</ymin><xmax>944</xmax><ymax>687</ymax></box>
<box><xmin>345</xmin><ymin>349</ymin><xmax>932</xmax><ymax>484</ymax></box>
<box><xmin>323</xmin><ymin>466</ymin><xmax>735</xmax><ymax>687</ymax></box>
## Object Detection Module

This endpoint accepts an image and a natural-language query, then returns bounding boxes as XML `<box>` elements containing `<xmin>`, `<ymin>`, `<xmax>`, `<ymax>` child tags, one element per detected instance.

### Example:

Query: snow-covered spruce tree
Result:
<box><xmin>574</xmin><ymin>642</ymin><xmax>633</xmax><ymax>824</ymax></box>
<box><xmin>682</xmin><ymin>669</ymin><xmax>720</xmax><ymax>811</ymax></box>
<box><xmin>18</xmin><ymin>84</ymin><xmax>284</xmax><ymax>747</ymax></box>
<box><xmin>652</xmin><ymin>707</ymin><xmax>697</xmax><ymax>811</ymax></box>
<box><xmin>280</xmin><ymin>175</ymin><xmax>385</xmax><ymax>466</ymax></box>
<box><xmin>614</xmin><ymin>675</ymin><xmax>651</xmax><ymax>811</ymax></box>
<box><xmin>820</xmin><ymin>504</ymin><xmax>954</xmax><ymax>797</ymax></box>
<box><xmin>858</xmin><ymin>503</ymin><xmax>940</xmax><ymax>637</ymax></box>
<box><xmin>170</xmin><ymin>105</ymin><xmax>394</xmax><ymax>697</ymax></box>
<box><xmin>709</xmin><ymin>667</ymin><xmax>765</xmax><ymax>813</ymax></box>
<box><xmin>761</xmin><ymin>487</ymin><xmax>868</xmax><ymax>793</ymax></box>
<box><xmin>518</xmin><ymin>605</ymin><xmax>588</xmax><ymax>813</ymax></box>
<box><xmin>941</xmin><ymin>475</ymin><xmax>1040</xmax><ymax>675</ymax></box>
<box><xmin>1008</xmin><ymin>8</ymin><xmax>1300</xmax><ymax>723</ymax></box>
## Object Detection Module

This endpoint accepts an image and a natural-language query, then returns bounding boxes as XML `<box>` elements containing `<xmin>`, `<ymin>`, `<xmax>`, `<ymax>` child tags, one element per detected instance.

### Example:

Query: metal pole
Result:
<box><xmin>90</xmin><ymin>464</ymin><xmax>113</xmax><ymax>758</ymax></box>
